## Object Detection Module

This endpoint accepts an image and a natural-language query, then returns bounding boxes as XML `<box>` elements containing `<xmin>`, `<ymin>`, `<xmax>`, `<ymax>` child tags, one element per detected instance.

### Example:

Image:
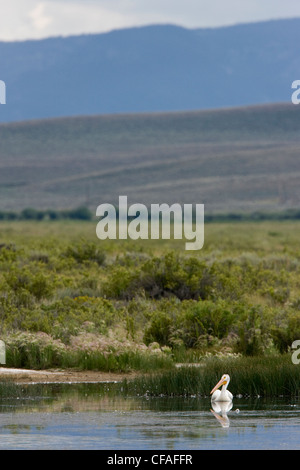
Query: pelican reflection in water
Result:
<box><xmin>210</xmin><ymin>401</ymin><xmax>232</xmax><ymax>428</ymax></box>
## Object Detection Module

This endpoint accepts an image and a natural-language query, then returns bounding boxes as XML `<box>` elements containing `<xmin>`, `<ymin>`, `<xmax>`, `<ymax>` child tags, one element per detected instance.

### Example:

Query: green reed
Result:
<box><xmin>122</xmin><ymin>355</ymin><xmax>300</xmax><ymax>397</ymax></box>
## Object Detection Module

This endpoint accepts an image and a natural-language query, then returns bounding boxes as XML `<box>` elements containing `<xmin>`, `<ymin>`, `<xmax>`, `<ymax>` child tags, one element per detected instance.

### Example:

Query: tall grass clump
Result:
<box><xmin>60</xmin><ymin>349</ymin><xmax>174</xmax><ymax>373</ymax></box>
<box><xmin>3</xmin><ymin>331</ymin><xmax>174</xmax><ymax>373</ymax></box>
<box><xmin>5</xmin><ymin>332</ymin><xmax>65</xmax><ymax>369</ymax></box>
<box><xmin>123</xmin><ymin>355</ymin><xmax>300</xmax><ymax>397</ymax></box>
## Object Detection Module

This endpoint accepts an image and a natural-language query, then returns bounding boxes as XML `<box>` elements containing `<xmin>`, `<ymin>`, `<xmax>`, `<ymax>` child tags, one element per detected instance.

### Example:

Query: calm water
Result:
<box><xmin>0</xmin><ymin>382</ymin><xmax>299</xmax><ymax>450</ymax></box>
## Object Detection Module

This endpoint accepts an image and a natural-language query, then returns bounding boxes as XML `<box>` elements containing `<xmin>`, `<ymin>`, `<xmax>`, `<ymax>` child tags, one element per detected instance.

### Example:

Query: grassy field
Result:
<box><xmin>0</xmin><ymin>218</ymin><xmax>299</xmax><ymax>386</ymax></box>
<box><xmin>0</xmin><ymin>103</ymin><xmax>300</xmax><ymax>213</ymax></box>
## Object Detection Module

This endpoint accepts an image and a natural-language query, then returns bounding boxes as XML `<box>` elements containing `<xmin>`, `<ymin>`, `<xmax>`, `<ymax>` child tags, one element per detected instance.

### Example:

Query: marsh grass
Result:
<box><xmin>5</xmin><ymin>336</ymin><xmax>174</xmax><ymax>373</ymax></box>
<box><xmin>122</xmin><ymin>355</ymin><xmax>300</xmax><ymax>397</ymax></box>
<box><xmin>59</xmin><ymin>349</ymin><xmax>174</xmax><ymax>372</ymax></box>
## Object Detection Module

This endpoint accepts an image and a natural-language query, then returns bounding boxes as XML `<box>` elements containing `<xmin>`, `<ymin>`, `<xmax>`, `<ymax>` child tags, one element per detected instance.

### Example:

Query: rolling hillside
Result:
<box><xmin>0</xmin><ymin>19</ymin><xmax>300</xmax><ymax>122</ymax></box>
<box><xmin>0</xmin><ymin>102</ymin><xmax>300</xmax><ymax>214</ymax></box>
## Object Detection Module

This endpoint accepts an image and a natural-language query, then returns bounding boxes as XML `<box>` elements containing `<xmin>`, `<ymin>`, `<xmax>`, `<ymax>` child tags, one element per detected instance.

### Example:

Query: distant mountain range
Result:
<box><xmin>0</xmin><ymin>19</ymin><xmax>300</xmax><ymax>122</ymax></box>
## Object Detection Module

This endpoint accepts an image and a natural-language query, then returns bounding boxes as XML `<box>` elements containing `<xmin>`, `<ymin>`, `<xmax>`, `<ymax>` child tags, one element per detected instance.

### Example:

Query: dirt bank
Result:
<box><xmin>0</xmin><ymin>367</ymin><xmax>139</xmax><ymax>384</ymax></box>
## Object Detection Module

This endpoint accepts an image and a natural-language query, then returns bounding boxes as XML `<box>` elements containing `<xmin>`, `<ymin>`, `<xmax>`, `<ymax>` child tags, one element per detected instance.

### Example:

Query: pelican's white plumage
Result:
<box><xmin>210</xmin><ymin>374</ymin><xmax>233</xmax><ymax>402</ymax></box>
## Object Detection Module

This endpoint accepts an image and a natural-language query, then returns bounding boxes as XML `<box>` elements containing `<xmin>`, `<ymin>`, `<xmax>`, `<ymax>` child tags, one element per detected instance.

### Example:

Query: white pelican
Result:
<box><xmin>210</xmin><ymin>374</ymin><xmax>233</xmax><ymax>402</ymax></box>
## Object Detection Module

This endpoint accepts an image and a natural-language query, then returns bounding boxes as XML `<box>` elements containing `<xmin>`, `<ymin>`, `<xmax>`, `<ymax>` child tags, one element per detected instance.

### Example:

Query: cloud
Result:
<box><xmin>0</xmin><ymin>0</ymin><xmax>300</xmax><ymax>41</ymax></box>
<box><xmin>28</xmin><ymin>3</ymin><xmax>52</xmax><ymax>31</ymax></box>
<box><xmin>0</xmin><ymin>0</ymin><xmax>139</xmax><ymax>40</ymax></box>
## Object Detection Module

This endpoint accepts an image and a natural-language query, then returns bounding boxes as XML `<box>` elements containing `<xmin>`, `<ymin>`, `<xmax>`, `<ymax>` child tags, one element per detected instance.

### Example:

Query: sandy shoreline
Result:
<box><xmin>0</xmin><ymin>367</ymin><xmax>139</xmax><ymax>384</ymax></box>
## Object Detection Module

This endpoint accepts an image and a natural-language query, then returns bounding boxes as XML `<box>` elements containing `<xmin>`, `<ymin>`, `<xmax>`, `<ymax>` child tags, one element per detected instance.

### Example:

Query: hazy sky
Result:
<box><xmin>1</xmin><ymin>0</ymin><xmax>300</xmax><ymax>41</ymax></box>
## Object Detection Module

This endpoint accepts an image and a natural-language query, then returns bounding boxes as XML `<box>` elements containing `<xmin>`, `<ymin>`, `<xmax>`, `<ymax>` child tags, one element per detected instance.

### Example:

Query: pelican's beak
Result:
<box><xmin>210</xmin><ymin>377</ymin><xmax>227</xmax><ymax>395</ymax></box>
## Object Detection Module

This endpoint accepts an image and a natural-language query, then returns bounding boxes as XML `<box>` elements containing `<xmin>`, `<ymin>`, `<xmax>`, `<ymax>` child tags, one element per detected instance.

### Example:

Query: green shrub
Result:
<box><xmin>271</xmin><ymin>314</ymin><xmax>300</xmax><ymax>353</ymax></box>
<box><xmin>103</xmin><ymin>252</ymin><xmax>215</xmax><ymax>301</ymax></box>
<box><xmin>39</xmin><ymin>296</ymin><xmax>117</xmax><ymax>341</ymax></box>
<box><xmin>178</xmin><ymin>300</ymin><xmax>235</xmax><ymax>348</ymax></box>
<box><xmin>235</xmin><ymin>305</ymin><xmax>274</xmax><ymax>355</ymax></box>
<box><xmin>4</xmin><ymin>269</ymin><xmax>54</xmax><ymax>301</ymax></box>
<box><xmin>101</xmin><ymin>266</ymin><xmax>138</xmax><ymax>299</ymax></box>
<box><xmin>65</xmin><ymin>239</ymin><xmax>105</xmax><ymax>265</ymax></box>
<box><xmin>144</xmin><ymin>311</ymin><xmax>174</xmax><ymax>346</ymax></box>
<box><xmin>0</xmin><ymin>244</ymin><xmax>17</xmax><ymax>262</ymax></box>
<box><xmin>138</xmin><ymin>253</ymin><xmax>214</xmax><ymax>300</ymax></box>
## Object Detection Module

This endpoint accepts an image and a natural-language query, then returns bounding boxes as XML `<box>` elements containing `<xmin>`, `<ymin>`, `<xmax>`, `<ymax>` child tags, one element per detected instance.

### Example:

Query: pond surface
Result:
<box><xmin>0</xmin><ymin>382</ymin><xmax>299</xmax><ymax>450</ymax></box>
